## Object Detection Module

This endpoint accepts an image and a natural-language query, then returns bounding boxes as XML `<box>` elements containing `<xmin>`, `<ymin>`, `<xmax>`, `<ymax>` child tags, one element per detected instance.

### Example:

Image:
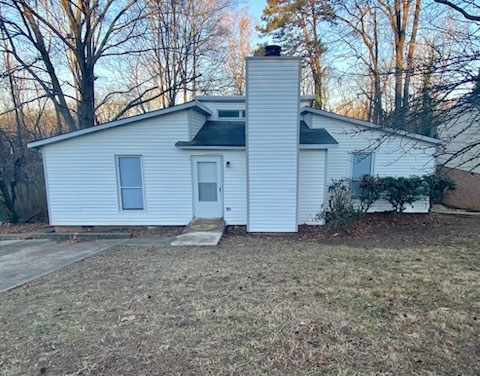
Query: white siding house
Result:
<box><xmin>29</xmin><ymin>50</ymin><xmax>440</xmax><ymax>232</ymax></box>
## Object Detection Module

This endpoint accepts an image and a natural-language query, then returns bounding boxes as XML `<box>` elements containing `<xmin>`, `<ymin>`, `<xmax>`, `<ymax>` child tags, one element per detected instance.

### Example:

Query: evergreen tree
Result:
<box><xmin>259</xmin><ymin>0</ymin><xmax>335</xmax><ymax>109</ymax></box>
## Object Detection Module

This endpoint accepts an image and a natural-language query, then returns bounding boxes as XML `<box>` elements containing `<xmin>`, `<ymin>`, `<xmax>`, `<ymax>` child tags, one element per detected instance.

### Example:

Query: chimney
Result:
<box><xmin>264</xmin><ymin>45</ymin><xmax>281</xmax><ymax>56</ymax></box>
<box><xmin>246</xmin><ymin>49</ymin><xmax>302</xmax><ymax>232</ymax></box>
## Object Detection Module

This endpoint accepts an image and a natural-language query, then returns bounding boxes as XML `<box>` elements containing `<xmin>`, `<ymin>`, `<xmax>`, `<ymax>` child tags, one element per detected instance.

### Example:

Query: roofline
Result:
<box><xmin>300</xmin><ymin>144</ymin><xmax>338</xmax><ymax>149</ymax></box>
<box><xmin>28</xmin><ymin>101</ymin><xmax>212</xmax><ymax>148</ymax></box>
<box><xmin>246</xmin><ymin>56</ymin><xmax>303</xmax><ymax>61</ymax></box>
<box><xmin>175</xmin><ymin>145</ymin><xmax>338</xmax><ymax>150</ymax></box>
<box><xmin>176</xmin><ymin>145</ymin><xmax>246</xmax><ymax>150</ymax></box>
<box><xmin>195</xmin><ymin>95</ymin><xmax>316</xmax><ymax>103</ymax></box>
<box><xmin>301</xmin><ymin>107</ymin><xmax>442</xmax><ymax>145</ymax></box>
<box><xmin>196</xmin><ymin>95</ymin><xmax>245</xmax><ymax>103</ymax></box>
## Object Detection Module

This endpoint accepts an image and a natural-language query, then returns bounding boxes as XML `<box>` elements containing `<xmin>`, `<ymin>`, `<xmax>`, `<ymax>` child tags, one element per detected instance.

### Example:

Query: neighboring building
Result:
<box><xmin>437</xmin><ymin>108</ymin><xmax>480</xmax><ymax>210</ymax></box>
<box><xmin>28</xmin><ymin>50</ymin><xmax>440</xmax><ymax>232</ymax></box>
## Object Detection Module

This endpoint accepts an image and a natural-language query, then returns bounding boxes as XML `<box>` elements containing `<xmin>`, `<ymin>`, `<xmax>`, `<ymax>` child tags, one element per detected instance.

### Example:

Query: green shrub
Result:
<box><xmin>358</xmin><ymin>175</ymin><xmax>384</xmax><ymax>212</ymax></box>
<box><xmin>380</xmin><ymin>176</ymin><xmax>427</xmax><ymax>212</ymax></box>
<box><xmin>422</xmin><ymin>174</ymin><xmax>456</xmax><ymax>204</ymax></box>
<box><xmin>317</xmin><ymin>179</ymin><xmax>362</xmax><ymax>228</ymax></box>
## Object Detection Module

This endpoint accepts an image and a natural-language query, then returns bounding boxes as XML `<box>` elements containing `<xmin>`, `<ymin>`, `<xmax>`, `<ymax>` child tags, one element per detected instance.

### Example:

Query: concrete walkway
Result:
<box><xmin>171</xmin><ymin>218</ymin><xmax>225</xmax><ymax>246</ymax></box>
<box><xmin>0</xmin><ymin>238</ymin><xmax>124</xmax><ymax>293</ymax></box>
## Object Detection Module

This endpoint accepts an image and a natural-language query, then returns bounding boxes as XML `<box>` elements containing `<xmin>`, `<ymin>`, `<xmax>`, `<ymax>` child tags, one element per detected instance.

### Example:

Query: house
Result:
<box><xmin>437</xmin><ymin>108</ymin><xmax>480</xmax><ymax>210</ymax></box>
<box><xmin>28</xmin><ymin>49</ymin><xmax>440</xmax><ymax>232</ymax></box>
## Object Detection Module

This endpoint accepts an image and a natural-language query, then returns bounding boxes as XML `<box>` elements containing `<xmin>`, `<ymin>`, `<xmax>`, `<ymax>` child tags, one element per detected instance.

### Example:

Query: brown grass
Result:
<box><xmin>0</xmin><ymin>234</ymin><xmax>479</xmax><ymax>375</ymax></box>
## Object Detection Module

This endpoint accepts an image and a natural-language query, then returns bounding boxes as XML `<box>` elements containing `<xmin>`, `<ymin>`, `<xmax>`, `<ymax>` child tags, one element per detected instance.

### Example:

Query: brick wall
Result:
<box><xmin>439</xmin><ymin>167</ymin><xmax>480</xmax><ymax>211</ymax></box>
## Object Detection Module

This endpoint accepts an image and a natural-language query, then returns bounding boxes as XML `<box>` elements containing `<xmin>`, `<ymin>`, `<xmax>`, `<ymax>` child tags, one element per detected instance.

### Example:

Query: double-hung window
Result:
<box><xmin>352</xmin><ymin>153</ymin><xmax>372</xmax><ymax>196</ymax></box>
<box><xmin>117</xmin><ymin>156</ymin><xmax>144</xmax><ymax>210</ymax></box>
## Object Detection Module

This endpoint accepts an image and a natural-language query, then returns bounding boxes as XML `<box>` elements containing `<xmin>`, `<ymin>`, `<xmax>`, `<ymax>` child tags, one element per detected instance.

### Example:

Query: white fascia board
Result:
<box><xmin>246</xmin><ymin>56</ymin><xmax>303</xmax><ymax>61</ymax></box>
<box><xmin>196</xmin><ymin>95</ymin><xmax>315</xmax><ymax>103</ymax></box>
<box><xmin>196</xmin><ymin>96</ymin><xmax>246</xmax><ymax>103</ymax></box>
<box><xmin>300</xmin><ymin>144</ymin><xmax>338</xmax><ymax>149</ymax></box>
<box><xmin>28</xmin><ymin>100</ymin><xmax>212</xmax><ymax>149</ymax></box>
<box><xmin>176</xmin><ymin>146</ymin><xmax>246</xmax><ymax>150</ymax></box>
<box><xmin>301</xmin><ymin>107</ymin><xmax>442</xmax><ymax>145</ymax></box>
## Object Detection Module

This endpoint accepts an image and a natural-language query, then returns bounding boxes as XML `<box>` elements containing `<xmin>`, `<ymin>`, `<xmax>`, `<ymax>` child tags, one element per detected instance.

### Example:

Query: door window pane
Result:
<box><xmin>198</xmin><ymin>162</ymin><xmax>216</xmax><ymax>182</ymax></box>
<box><xmin>198</xmin><ymin>182</ymin><xmax>217</xmax><ymax>201</ymax></box>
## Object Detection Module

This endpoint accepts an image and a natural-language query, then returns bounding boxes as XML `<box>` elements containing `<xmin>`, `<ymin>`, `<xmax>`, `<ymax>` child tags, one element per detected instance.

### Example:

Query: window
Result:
<box><xmin>197</xmin><ymin>161</ymin><xmax>218</xmax><ymax>202</ymax></box>
<box><xmin>218</xmin><ymin>110</ymin><xmax>246</xmax><ymax>119</ymax></box>
<box><xmin>117</xmin><ymin>156</ymin><xmax>144</xmax><ymax>210</ymax></box>
<box><xmin>352</xmin><ymin>153</ymin><xmax>372</xmax><ymax>196</ymax></box>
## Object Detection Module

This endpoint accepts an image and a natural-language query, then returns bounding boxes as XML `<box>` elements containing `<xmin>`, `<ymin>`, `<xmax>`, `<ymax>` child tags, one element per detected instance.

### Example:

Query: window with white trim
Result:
<box><xmin>352</xmin><ymin>153</ymin><xmax>372</xmax><ymax>196</ymax></box>
<box><xmin>117</xmin><ymin>156</ymin><xmax>144</xmax><ymax>210</ymax></box>
<box><xmin>218</xmin><ymin>110</ymin><xmax>246</xmax><ymax>119</ymax></box>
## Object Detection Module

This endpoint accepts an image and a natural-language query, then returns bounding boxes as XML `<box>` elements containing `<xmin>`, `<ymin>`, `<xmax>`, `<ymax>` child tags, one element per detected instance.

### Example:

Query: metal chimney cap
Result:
<box><xmin>264</xmin><ymin>45</ymin><xmax>281</xmax><ymax>56</ymax></box>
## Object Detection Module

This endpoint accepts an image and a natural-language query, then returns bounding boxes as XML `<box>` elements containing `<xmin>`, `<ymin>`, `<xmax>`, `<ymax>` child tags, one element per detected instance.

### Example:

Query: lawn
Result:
<box><xmin>0</xmin><ymin>227</ymin><xmax>479</xmax><ymax>375</ymax></box>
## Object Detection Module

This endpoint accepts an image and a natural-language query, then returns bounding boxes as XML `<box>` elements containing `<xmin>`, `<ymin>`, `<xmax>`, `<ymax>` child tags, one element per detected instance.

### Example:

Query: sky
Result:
<box><xmin>246</xmin><ymin>0</ymin><xmax>267</xmax><ymax>20</ymax></box>
<box><xmin>245</xmin><ymin>0</ymin><xmax>269</xmax><ymax>45</ymax></box>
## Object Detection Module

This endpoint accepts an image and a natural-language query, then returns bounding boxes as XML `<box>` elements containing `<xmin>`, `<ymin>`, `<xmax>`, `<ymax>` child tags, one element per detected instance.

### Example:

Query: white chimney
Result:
<box><xmin>246</xmin><ymin>47</ymin><xmax>301</xmax><ymax>232</ymax></box>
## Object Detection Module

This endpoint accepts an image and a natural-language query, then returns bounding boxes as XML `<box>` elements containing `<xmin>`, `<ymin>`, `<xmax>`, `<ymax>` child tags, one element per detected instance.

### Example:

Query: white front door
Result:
<box><xmin>192</xmin><ymin>155</ymin><xmax>223</xmax><ymax>218</ymax></box>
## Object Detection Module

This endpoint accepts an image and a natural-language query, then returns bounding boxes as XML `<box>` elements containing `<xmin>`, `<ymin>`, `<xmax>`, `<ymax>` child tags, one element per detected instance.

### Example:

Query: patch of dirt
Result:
<box><xmin>0</xmin><ymin>223</ymin><xmax>51</xmax><ymax>234</ymax></box>
<box><xmin>3</xmin><ymin>213</ymin><xmax>480</xmax><ymax>249</ymax></box>
<box><xmin>0</xmin><ymin>223</ymin><xmax>184</xmax><ymax>237</ymax></box>
<box><xmin>227</xmin><ymin>213</ymin><xmax>480</xmax><ymax>248</ymax></box>
<box><xmin>128</xmin><ymin>226</ymin><xmax>184</xmax><ymax>238</ymax></box>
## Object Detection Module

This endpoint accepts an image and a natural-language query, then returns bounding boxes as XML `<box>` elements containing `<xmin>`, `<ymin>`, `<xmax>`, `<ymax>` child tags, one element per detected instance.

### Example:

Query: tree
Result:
<box><xmin>260</xmin><ymin>0</ymin><xmax>335</xmax><ymax>109</ymax></box>
<box><xmin>433</xmin><ymin>0</ymin><xmax>480</xmax><ymax>21</ymax></box>
<box><xmin>336</xmin><ymin>1</ymin><xmax>385</xmax><ymax>124</ymax></box>
<box><xmin>0</xmin><ymin>0</ymin><xmax>146</xmax><ymax>131</ymax></box>
<box><xmin>0</xmin><ymin>41</ymin><xmax>46</xmax><ymax>223</ymax></box>
<box><xmin>223</xmin><ymin>6</ymin><xmax>255</xmax><ymax>95</ymax></box>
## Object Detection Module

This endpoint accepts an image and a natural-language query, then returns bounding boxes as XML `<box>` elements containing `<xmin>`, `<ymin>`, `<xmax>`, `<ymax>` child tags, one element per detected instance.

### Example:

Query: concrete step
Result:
<box><xmin>171</xmin><ymin>218</ymin><xmax>225</xmax><ymax>246</ymax></box>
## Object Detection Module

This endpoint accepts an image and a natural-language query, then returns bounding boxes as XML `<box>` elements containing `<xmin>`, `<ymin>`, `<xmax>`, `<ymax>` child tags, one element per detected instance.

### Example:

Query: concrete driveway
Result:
<box><xmin>0</xmin><ymin>238</ymin><xmax>124</xmax><ymax>293</ymax></box>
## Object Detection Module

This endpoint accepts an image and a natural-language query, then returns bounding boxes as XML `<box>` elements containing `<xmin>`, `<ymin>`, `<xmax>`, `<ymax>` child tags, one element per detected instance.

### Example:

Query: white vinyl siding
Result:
<box><xmin>117</xmin><ymin>156</ymin><xmax>144</xmax><ymax>210</ymax></box>
<box><xmin>437</xmin><ymin>110</ymin><xmax>480</xmax><ymax>173</ymax></box>
<box><xmin>298</xmin><ymin>150</ymin><xmax>326</xmax><ymax>225</ymax></box>
<box><xmin>42</xmin><ymin>110</ymin><xmax>247</xmax><ymax>226</ymax></box>
<box><xmin>188</xmin><ymin>109</ymin><xmax>206</xmax><ymax>140</ymax></box>
<box><xmin>246</xmin><ymin>57</ymin><xmax>301</xmax><ymax>232</ymax></box>
<box><xmin>310</xmin><ymin>115</ymin><xmax>435</xmax><ymax>213</ymax></box>
<box><xmin>43</xmin><ymin>111</ymin><xmax>194</xmax><ymax>226</ymax></box>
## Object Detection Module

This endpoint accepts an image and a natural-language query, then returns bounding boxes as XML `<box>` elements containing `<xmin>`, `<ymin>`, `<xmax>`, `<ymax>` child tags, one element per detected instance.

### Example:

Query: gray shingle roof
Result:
<box><xmin>175</xmin><ymin>121</ymin><xmax>337</xmax><ymax>148</ymax></box>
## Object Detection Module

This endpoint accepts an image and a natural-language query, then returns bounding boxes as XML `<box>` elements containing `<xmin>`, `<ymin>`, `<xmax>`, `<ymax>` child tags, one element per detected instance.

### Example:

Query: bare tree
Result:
<box><xmin>0</xmin><ymin>0</ymin><xmax>147</xmax><ymax>131</ymax></box>
<box><xmin>224</xmin><ymin>6</ymin><xmax>255</xmax><ymax>95</ymax></box>
<box><xmin>433</xmin><ymin>0</ymin><xmax>480</xmax><ymax>21</ymax></box>
<box><xmin>336</xmin><ymin>1</ymin><xmax>386</xmax><ymax>124</ymax></box>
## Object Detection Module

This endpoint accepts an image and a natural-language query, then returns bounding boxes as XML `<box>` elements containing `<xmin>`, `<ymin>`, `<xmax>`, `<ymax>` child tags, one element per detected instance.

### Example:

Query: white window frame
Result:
<box><xmin>116</xmin><ymin>155</ymin><xmax>145</xmax><ymax>211</ymax></box>
<box><xmin>217</xmin><ymin>109</ymin><xmax>246</xmax><ymax>119</ymax></box>
<box><xmin>351</xmin><ymin>152</ymin><xmax>374</xmax><ymax>196</ymax></box>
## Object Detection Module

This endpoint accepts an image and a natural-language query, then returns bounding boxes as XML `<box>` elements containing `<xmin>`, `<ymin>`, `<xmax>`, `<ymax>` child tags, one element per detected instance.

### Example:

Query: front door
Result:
<box><xmin>192</xmin><ymin>155</ymin><xmax>223</xmax><ymax>218</ymax></box>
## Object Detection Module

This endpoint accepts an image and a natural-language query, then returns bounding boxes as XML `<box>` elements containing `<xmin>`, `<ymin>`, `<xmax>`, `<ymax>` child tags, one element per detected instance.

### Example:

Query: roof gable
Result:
<box><xmin>28</xmin><ymin>101</ymin><xmax>212</xmax><ymax>148</ymax></box>
<box><xmin>301</xmin><ymin>107</ymin><xmax>441</xmax><ymax>145</ymax></box>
